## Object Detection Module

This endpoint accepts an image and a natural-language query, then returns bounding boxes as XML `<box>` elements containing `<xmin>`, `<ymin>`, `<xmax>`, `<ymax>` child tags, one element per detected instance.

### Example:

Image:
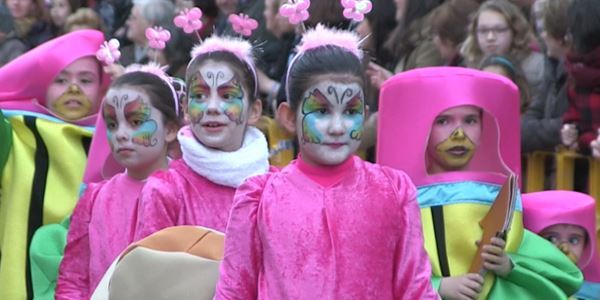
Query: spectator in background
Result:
<box><xmin>120</xmin><ymin>0</ymin><xmax>175</xmax><ymax>66</ymax></box>
<box><xmin>429</xmin><ymin>0</ymin><xmax>479</xmax><ymax>67</ymax></box>
<box><xmin>480</xmin><ymin>54</ymin><xmax>531</xmax><ymax>113</ymax></box>
<box><xmin>64</xmin><ymin>7</ymin><xmax>104</xmax><ymax>32</ymax></box>
<box><xmin>461</xmin><ymin>0</ymin><xmax>543</xmax><ymax>105</ymax></box>
<box><xmin>366</xmin><ymin>0</ymin><xmax>443</xmax><ymax>90</ymax></box>
<box><xmin>356</xmin><ymin>0</ymin><xmax>398</xmax><ymax>70</ymax></box>
<box><xmin>49</xmin><ymin>0</ymin><xmax>80</xmax><ymax>36</ymax></box>
<box><xmin>0</xmin><ymin>4</ymin><xmax>26</xmax><ymax>66</ymax></box>
<box><xmin>4</xmin><ymin>0</ymin><xmax>52</xmax><ymax>49</ymax></box>
<box><xmin>521</xmin><ymin>0</ymin><xmax>571</xmax><ymax>153</ymax></box>
<box><xmin>560</xmin><ymin>0</ymin><xmax>600</xmax><ymax>157</ymax></box>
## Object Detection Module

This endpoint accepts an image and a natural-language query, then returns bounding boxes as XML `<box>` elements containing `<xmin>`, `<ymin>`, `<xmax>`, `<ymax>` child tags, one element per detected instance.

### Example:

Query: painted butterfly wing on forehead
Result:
<box><xmin>125</xmin><ymin>97</ymin><xmax>158</xmax><ymax>147</ymax></box>
<box><xmin>301</xmin><ymin>88</ymin><xmax>329</xmax><ymax>144</ymax></box>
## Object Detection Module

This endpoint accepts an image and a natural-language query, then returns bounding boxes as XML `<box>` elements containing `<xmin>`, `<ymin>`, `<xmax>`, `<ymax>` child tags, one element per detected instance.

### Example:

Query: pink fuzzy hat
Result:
<box><xmin>0</xmin><ymin>29</ymin><xmax>110</xmax><ymax>126</ymax></box>
<box><xmin>522</xmin><ymin>190</ymin><xmax>600</xmax><ymax>282</ymax></box>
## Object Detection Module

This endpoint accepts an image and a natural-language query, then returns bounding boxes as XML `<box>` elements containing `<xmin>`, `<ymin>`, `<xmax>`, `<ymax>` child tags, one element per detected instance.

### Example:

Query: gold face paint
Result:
<box><xmin>51</xmin><ymin>84</ymin><xmax>93</xmax><ymax>121</ymax></box>
<box><xmin>434</xmin><ymin>127</ymin><xmax>476</xmax><ymax>170</ymax></box>
<box><xmin>558</xmin><ymin>243</ymin><xmax>579</xmax><ymax>263</ymax></box>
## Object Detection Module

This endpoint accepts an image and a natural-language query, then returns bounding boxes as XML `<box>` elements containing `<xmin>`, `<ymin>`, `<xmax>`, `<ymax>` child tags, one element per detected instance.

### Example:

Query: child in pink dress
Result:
<box><xmin>133</xmin><ymin>36</ymin><xmax>269</xmax><ymax>240</ymax></box>
<box><xmin>56</xmin><ymin>68</ymin><xmax>182</xmax><ymax>299</ymax></box>
<box><xmin>215</xmin><ymin>25</ymin><xmax>438</xmax><ymax>299</ymax></box>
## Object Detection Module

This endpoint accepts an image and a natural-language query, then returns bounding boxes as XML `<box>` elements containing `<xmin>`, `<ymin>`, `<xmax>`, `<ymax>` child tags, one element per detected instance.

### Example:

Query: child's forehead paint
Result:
<box><xmin>124</xmin><ymin>96</ymin><xmax>149</xmax><ymax>117</ymax></box>
<box><xmin>304</xmin><ymin>81</ymin><xmax>363</xmax><ymax>106</ymax></box>
<box><xmin>197</xmin><ymin>61</ymin><xmax>236</xmax><ymax>88</ymax></box>
<box><xmin>190</xmin><ymin>73</ymin><xmax>211</xmax><ymax>95</ymax></box>
<box><xmin>102</xmin><ymin>102</ymin><xmax>116</xmax><ymax>118</ymax></box>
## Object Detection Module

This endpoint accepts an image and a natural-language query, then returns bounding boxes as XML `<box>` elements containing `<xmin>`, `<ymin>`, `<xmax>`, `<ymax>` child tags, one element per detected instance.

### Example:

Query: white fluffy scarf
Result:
<box><xmin>178</xmin><ymin>125</ymin><xmax>269</xmax><ymax>187</ymax></box>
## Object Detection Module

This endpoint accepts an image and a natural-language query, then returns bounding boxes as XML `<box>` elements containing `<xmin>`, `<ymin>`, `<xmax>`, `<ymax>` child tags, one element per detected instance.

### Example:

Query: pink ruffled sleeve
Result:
<box><xmin>384</xmin><ymin>168</ymin><xmax>440</xmax><ymax>299</ymax></box>
<box><xmin>56</xmin><ymin>183</ymin><xmax>101</xmax><ymax>300</ymax></box>
<box><xmin>214</xmin><ymin>174</ymin><xmax>268</xmax><ymax>300</ymax></box>
<box><xmin>133</xmin><ymin>174</ymin><xmax>181</xmax><ymax>241</ymax></box>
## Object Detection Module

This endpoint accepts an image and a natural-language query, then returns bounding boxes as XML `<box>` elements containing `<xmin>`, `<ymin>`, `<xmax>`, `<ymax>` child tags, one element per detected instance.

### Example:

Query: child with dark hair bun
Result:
<box><xmin>216</xmin><ymin>25</ymin><xmax>437</xmax><ymax>299</ymax></box>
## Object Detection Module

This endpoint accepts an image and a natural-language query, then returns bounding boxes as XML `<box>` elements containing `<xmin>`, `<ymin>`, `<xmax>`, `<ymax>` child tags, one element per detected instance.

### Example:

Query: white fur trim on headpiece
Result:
<box><xmin>296</xmin><ymin>24</ymin><xmax>363</xmax><ymax>59</ymax></box>
<box><xmin>189</xmin><ymin>35</ymin><xmax>258</xmax><ymax>98</ymax></box>
<box><xmin>124</xmin><ymin>62</ymin><xmax>180</xmax><ymax>116</ymax></box>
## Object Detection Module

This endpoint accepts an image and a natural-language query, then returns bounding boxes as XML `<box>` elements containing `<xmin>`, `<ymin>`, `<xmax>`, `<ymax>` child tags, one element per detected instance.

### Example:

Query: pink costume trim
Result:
<box><xmin>296</xmin><ymin>154</ymin><xmax>354</xmax><ymax>187</ymax></box>
<box><xmin>295</xmin><ymin>24</ymin><xmax>363</xmax><ymax>59</ymax></box>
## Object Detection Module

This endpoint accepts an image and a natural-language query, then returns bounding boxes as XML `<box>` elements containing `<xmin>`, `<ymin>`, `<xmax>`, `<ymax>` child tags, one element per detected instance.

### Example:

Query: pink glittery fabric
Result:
<box><xmin>133</xmin><ymin>159</ymin><xmax>236</xmax><ymax>241</ymax></box>
<box><xmin>216</xmin><ymin>156</ymin><xmax>438</xmax><ymax>299</ymax></box>
<box><xmin>56</xmin><ymin>173</ymin><xmax>145</xmax><ymax>299</ymax></box>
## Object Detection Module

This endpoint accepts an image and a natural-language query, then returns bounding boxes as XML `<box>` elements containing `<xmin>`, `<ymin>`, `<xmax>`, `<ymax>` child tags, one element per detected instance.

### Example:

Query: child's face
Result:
<box><xmin>50</xmin><ymin>0</ymin><xmax>71</xmax><ymax>28</ymax></box>
<box><xmin>102</xmin><ymin>86</ymin><xmax>172</xmax><ymax>175</ymax></box>
<box><xmin>476</xmin><ymin>10</ymin><xmax>513</xmax><ymax>57</ymax></box>
<box><xmin>45</xmin><ymin>56</ymin><xmax>102</xmax><ymax>121</ymax></box>
<box><xmin>187</xmin><ymin>60</ymin><xmax>252</xmax><ymax>152</ymax></box>
<box><xmin>540</xmin><ymin>224</ymin><xmax>586</xmax><ymax>263</ymax></box>
<box><xmin>426</xmin><ymin>105</ymin><xmax>482</xmax><ymax>174</ymax></box>
<box><xmin>296</xmin><ymin>80</ymin><xmax>365</xmax><ymax>166</ymax></box>
<box><xmin>6</xmin><ymin>0</ymin><xmax>34</xmax><ymax>20</ymax></box>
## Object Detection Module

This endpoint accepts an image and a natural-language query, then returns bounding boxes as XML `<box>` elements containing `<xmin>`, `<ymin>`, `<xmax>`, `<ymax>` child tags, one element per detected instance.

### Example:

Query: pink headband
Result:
<box><xmin>286</xmin><ymin>24</ymin><xmax>363</xmax><ymax>101</ymax></box>
<box><xmin>124</xmin><ymin>63</ymin><xmax>180</xmax><ymax>116</ymax></box>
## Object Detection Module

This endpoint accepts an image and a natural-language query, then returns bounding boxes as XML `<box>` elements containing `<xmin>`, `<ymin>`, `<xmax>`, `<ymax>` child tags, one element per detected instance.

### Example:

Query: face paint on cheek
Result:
<box><xmin>187</xmin><ymin>98</ymin><xmax>208</xmax><ymax>124</ymax></box>
<box><xmin>218</xmin><ymin>79</ymin><xmax>245</xmax><ymax>124</ymax></box>
<box><xmin>301</xmin><ymin>89</ymin><xmax>329</xmax><ymax>144</ymax></box>
<box><xmin>103</xmin><ymin>103</ymin><xmax>117</xmax><ymax>149</ymax></box>
<box><xmin>124</xmin><ymin>98</ymin><xmax>158</xmax><ymax>147</ymax></box>
<box><xmin>346</xmin><ymin>94</ymin><xmax>364</xmax><ymax>141</ymax></box>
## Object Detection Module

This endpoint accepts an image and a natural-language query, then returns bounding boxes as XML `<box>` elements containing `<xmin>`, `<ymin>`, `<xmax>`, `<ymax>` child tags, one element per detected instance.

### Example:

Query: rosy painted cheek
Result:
<box><xmin>131</xmin><ymin>119</ymin><xmax>159</xmax><ymax>147</ymax></box>
<box><xmin>188</xmin><ymin>99</ymin><xmax>207</xmax><ymax>124</ymax></box>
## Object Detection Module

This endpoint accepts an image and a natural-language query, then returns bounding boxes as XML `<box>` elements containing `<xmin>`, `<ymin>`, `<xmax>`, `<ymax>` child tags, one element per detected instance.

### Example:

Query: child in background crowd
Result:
<box><xmin>216</xmin><ymin>25</ymin><xmax>437</xmax><ymax>299</ymax></box>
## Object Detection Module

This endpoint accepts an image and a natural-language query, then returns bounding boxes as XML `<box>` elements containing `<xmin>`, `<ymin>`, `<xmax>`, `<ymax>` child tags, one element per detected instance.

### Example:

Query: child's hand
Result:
<box><xmin>591</xmin><ymin>134</ymin><xmax>600</xmax><ymax>159</ymax></box>
<box><xmin>439</xmin><ymin>274</ymin><xmax>484</xmax><ymax>300</ymax></box>
<box><xmin>103</xmin><ymin>64</ymin><xmax>125</xmax><ymax>80</ymax></box>
<box><xmin>366</xmin><ymin>62</ymin><xmax>392</xmax><ymax>90</ymax></box>
<box><xmin>482</xmin><ymin>237</ymin><xmax>512</xmax><ymax>277</ymax></box>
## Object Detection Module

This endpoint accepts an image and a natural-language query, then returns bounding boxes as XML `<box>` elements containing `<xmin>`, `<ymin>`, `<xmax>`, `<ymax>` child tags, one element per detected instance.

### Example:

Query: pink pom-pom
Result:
<box><xmin>174</xmin><ymin>7</ymin><xmax>203</xmax><ymax>34</ymax></box>
<box><xmin>296</xmin><ymin>24</ymin><xmax>363</xmax><ymax>59</ymax></box>
<box><xmin>145</xmin><ymin>26</ymin><xmax>171</xmax><ymax>50</ymax></box>
<box><xmin>341</xmin><ymin>0</ymin><xmax>372</xmax><ymax>22</ymax></box>
<box><xmin>96</xmin><ymin>38</ymin><xmax>121</xmax><ymax>66</ymax></box>
<box><xmin>228</xmin><ymin>13</ymin><xmax>258</xmax><ymax>37</ymax></box>
<box><xmin>279</xmin><ymin>0</ymin><xmax>310</xmax><ymax>25</ymax></box>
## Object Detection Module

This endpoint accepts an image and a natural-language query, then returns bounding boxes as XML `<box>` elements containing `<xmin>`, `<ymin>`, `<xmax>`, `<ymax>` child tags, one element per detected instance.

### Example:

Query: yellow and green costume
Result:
<box><xmin>418</xmin><ymin>181</ymin><xmax>583</xmax><ymax>299</ymax></box>
<box><xmin>0</xmin><ymin>110</ymin><xmax>94</xmax><ymax>299</ymax></box>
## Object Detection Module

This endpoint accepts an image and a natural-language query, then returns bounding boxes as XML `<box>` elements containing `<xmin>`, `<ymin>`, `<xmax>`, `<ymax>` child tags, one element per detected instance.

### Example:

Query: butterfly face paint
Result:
<box><xmin>187</xmin><ymin>60</ymin><xmax>250</xmax><ymax>151</ymax></box>
<box><xmin>102</xmin><ymin>87</ymin><xmax>170</xmax><ymax>175</ymax></box>
<box><xmin>426</xmin><ymin>105</ymin><xmax>482</xmax><ymax>174</ymax></box>
<box><xmin>296</xmin><ymin>80</ymin><xmax>365</xmax><ymax>166</ymax></box>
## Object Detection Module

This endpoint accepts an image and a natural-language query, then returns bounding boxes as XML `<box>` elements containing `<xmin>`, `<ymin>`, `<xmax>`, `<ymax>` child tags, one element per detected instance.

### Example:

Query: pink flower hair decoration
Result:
<box><xmin>96</xmin><ymin>38</ymin><xmax>121</xmax><ymax>66</ymax></box>
<box><xmin>228</xmin><ymin>13</ymin><xmax>258</xmax><ymax>37</ymax></box>
<box><xmin>279</xmin><ymin>0</ymin><xmax>310</xmax><ymax>25</ymax></box>
<box><xmin>341</xmin><ymin>0</ymin><xmax>372</xmax><ymax>22</ymax></box>
<box><xmin>145</xmin><ymin>26</ymin><xmax>171</xmax><ymax>50</ymax></box>
<box><xmin>174</xmin><ymin>7</ymin><xmax>203</xmax><ymax>39</ymax></box>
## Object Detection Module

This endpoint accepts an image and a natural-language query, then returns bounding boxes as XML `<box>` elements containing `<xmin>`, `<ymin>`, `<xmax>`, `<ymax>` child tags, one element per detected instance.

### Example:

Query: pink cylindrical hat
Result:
<box><xmin>0</xmin><ymin>29</ymin><xmax>110</xmax><ymax>126</ymax></box>
<box><xmin>522</xmin><ymin>190</ymin><xmax>600</xmax><ymax>281</ymax></box>
<box><xmin>377</xmin><ymin>67</ymin><xmax>521</xmax><ymax>186</ymax></box>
